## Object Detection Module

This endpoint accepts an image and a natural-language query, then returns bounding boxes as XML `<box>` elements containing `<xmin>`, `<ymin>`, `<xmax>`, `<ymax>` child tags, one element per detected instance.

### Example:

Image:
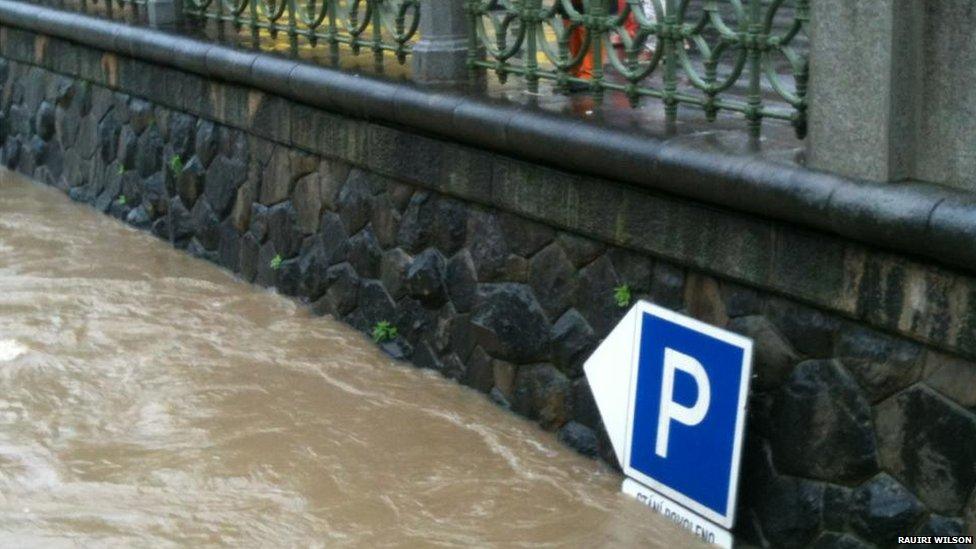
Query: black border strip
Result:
<box><xmin>2</xmin><ymin>0</ymin><xmax>975</xmax><ymax>272</ymax></box>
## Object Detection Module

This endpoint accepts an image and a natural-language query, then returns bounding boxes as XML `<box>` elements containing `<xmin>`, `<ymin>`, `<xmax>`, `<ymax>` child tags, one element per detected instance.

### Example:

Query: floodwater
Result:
<box><xmin>0</xmin><ymin>170</ymin><xmax>700</xmax><ymax>548</ymax></box>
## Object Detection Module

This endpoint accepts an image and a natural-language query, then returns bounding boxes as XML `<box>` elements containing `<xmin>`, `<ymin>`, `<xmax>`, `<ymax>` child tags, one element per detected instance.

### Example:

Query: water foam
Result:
<box><xmin>0</xmin><ymin>340</ymin><xmax>27</xmax><ymax>362</ymax></box>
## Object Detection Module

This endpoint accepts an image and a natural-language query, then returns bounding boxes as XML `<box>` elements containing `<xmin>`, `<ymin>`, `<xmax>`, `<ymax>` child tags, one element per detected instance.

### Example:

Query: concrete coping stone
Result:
<box><xmin>2</xmin><ymin>0</ymin><xmax>975</xmax><ymax>273</ymax></box>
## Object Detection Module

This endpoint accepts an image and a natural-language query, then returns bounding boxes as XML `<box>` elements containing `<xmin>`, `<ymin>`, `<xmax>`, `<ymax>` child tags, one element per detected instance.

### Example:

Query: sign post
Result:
<box><xmin>584</xmin><ymin>301</ymin><xmax>753</xmax><ymax>548</ymax></box>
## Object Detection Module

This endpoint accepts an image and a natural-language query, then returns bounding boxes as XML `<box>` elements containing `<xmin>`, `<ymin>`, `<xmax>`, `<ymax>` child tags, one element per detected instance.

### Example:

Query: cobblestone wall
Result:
<box><xmin>2</xmin><ymin>46</ymin><xmax>976</xmax><ymax>547</ymax></box>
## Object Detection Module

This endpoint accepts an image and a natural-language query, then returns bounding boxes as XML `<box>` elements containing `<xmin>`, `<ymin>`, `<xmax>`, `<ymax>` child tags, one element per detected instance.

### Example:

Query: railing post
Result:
<box><xmin>412</xmin><ymin>0</ymin><xmax>469</xmax><ymax>85</ymax></box>
<box><xmin>148</xmin><ymin>0</ymin><xmax>183</xmax><ymax>28</ymax></box>
<box><xmin>806</xmin><ymin>0</ymin><xmax>923</xmax><ymax>182</ymax></box>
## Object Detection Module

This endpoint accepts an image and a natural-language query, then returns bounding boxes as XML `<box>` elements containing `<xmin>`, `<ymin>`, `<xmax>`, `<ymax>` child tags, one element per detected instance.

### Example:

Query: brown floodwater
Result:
<box><xmin>0</xmin><ymin>170</ymin><xmax>700</xmax><ymax>548</ymax></box>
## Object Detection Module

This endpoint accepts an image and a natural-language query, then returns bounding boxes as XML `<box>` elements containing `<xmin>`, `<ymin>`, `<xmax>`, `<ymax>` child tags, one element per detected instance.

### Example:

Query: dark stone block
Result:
<box><xmin>925</xmin><ymin>351</ymin><xmax>976</xmax><ymax>410</ymax></box>
<box><xmin>167</xmin><ymin>195</ymin><xmax>194</xmax><ymax>245</ymax></box>
<box><xmin>78</xmin><ymin>116</ymin><xmax>100</xmax><ymax>161</ymax></box>
<box><xmin>346</xmin><ymin>227</ymin><xmax>383</xmax><ymax>279</ymax></box>
<box><xmin>463</xmin><ymin>346</ymin><xmax>495</xmax><ymax>393</ymax></box>
<box><xmin>573</xmin><ymin>254</ymin><xmax>622</xmax><ymax>336</ymax></box>
<box><xmin>127</xmin><ymin>99</ymin><xmax>154</xmax><ymax>135</ymax></box>
<box><xmin>176</xmin><ymin>155</ymin><xmax>205</xmax><ymax>209</ymax></box>
<box><xmin>851</xmin><ymin>473</ymin><xmax>925</xmax><ymax>544</ymax></box>
<box><xmin>35</xmin><ymin>101</ymin><xmax>55</xmax><ymax>141</ymax></box>
<box><xmin>338</xmin><ymin>171</ymin><xmax>377</xmax><ymax>235</ymax></box>
<box><xmin>771</xmin><ymin>360</ymin><xmax>878</xmax><ymax>483</ymax></box>
<box><xmin>249</xmin><ymin>203</ymin><xmax>270</xmax><ymax>242</ymax></box>
<box><xmin>512</xmin><ymin>363</ymin><xmax>570</xmax><ymax>430</ymax></box>
<box><xmin>275</xmin><ymin>258</ymin><xmax>303</xmax><ymax>296</ymax></box>
<box><xmin>141</xmin><ymin>172</ymin><xmax>169</xmax><ymax>219</ymax></box>
<box><xmin>569</xmin><ymin>378</ymin><xmax>601</xmax><ymax>431</ymax></box>
<box><xmin>187</xmin><ymin>238</ymin><xmax>218</xmax><ymax>263</ymax></box>
<box><xmin>822</xmin><ymin>483</ymin><xmax>853</xmax><ymax>532</ymax></box>
<box><xmin>405</xmin><ymin>248</ymin><xmax>447</xmax><ymax>306</ymax></box>
<box><xmin>380</xmin><ymin>248</ymin><xmax>411</xmax><ymax>300</ymax></box>
<box><xmin>727</xmin><ymin>315</ymin><xmax>799</xmax><ymax>391</ymax></box>
<box><xmin>529</xmin><ymin>243</ymin><xmax>578</xmax><ymax>320</ymax></box>
<box><xmin>433</xmin><ymin>198</ymin><xmax>468</xmax><ymax>255</ymax></box>
<box><xmin>809</xmin><ymin>532</ymin><xmax>872</xmax><ymax>549</ymax></box>
<box><xmin>125</xmin><ymin>205</ymin><xmax>152</xmax><ymax>229</ymax></box>
<box><xmin>94</xmin><ymin>169</ymin><xmax>123</xmax><ymax>212</ymax></box>
<box><xmin>449</xmin><ymin>314</ymin><xmax>478</xmax><ymax>363</ymax></box>
<box><xmin>217</xmin><ymin>220</ymin><xmax>241</xmax><ymax>272</ymax></box>
<box><xmin>135</xmin><ymin>125</ymin><xmax>164</xmax><ymax>177</ymax></box>
<box><xmin>721</xmin><ymin>281</ymin><xmax>765</xmax><ymax>318</ymax></box>
<box><xmin>116</xmin><ymin>125</ymin><xmax>137</xmax><ymax>169</ymax></box>
<box><xmin>357</xmin><ymin>279</ymin><xmax>397</xmax><ymax>329</ymax></box>
<box><xmin>467</xmin><ymin>210</ymin><xmax>509</xmax><ymax>282</ymax></box>
<box><xmin>239</xmin><ymin>232</ymin><xmax>260</xmax><ymax>282</ymax></box>
<box><xmin>558</xmin><ymin>421</ymin><xmax>599</xmax><ymax>458</ymax></box>
<box><xmin>267</xmin><ymin>201</ymin><xmax>304</xmax><ymax>259</ymax></box>
<box><xmin>445</xmin><ymin>250</ymin><xmax>478</xmax><ymax>313</ymax></box>
<box><xmin>607</xmin><ymin>248</ymin><xmax>653</xmax><ymax>293</ymax></box>
<box><xmin>380</xmin><ymin>339</ymin><xmax>413</xmax><ymax>360</ymax></box>
<box><xmin>747</xmin><ymin>442</ymin><xmax>825</xmax><ymax>548</ymax></box>
<box><xmin>255</xmin><ymin>240</ymin><xmax>278</xmax><ymax>288</ymax></box>
<box><xmin>836</xmin><ymin>325</ymin><xmax>924</xmax><ymax>403</ymax></box>
<box><xmin>550</xmin><ymin>309</ymin><xmax>596</xmax><ymax>379</ymax></box>
<box><xmin>876</xmin><ymin>385</ymin><xmax>976</xmax><ymax>513</ymax></box>
<box><xmin>915</xmin><ymin>514</ymin><xmax>967</xmax><ymax>547</ymax></box>
<box><xmin>119</xmin><ymin>171</ymin><xmax>144</xmax><ymax>206</ymax></box>
<box><xmin>190</xmin><ymin>198</ymin><xmax>221</xmax><ymax>250</ymax></box>
<box><xmin>500</xmin><ymin>212</ymin><xmax>555</xmax><ymax>257</ymax></box>
<box><xmin>397</xmin><ymin>191</ymin><xmax>435</xmax><ymax>253</ymax></box>
<box><xmin>649</xmin><ymin>262</ymin><xmax>685</xmax><ymax>310</ymax></box>
<box><xmin>765</xmin><ymin>298</ymin><xmax>840</xmax><ymax>358</ymax></box>
<box><xmin>557</xmin><ymin>233</ymin><xmax>605</xmax><ymax>268</ymax></box>
<box><xmin>204</xmin><ymin>155</ymin><xmax>247</xmax><ymax>217</ymax></box>
<box><xmin>396</xmin><ymin>297</ymin><xmax>438</xmax><ymax>346</ymax></box>
<box><xmin>168</xmin><ymin>112</ymin><xmax>196</xmax><ymax>160</ymax></box>
<box><xmin>413</xmin><ymin>341</ymin><xmax>445</xmax><ymax>373</ymax></box>
<box><xmin>471</xmin><ymin>283</ymin><xmax>551</xmax><ymax>364</ymax></box>
<box><xmin>97</xmin><ymin>113</ymin><xmax>121</xmax><ymax>164</ymax></box>
<box><xmin>324</xmin><ymin>263</ymin><xmax>360</xmax><ymax>316</ymax></box>
<box><xmin>195</xmin><ymin>120</ymin><xmax>218</xmax><ymax>167</ymax></box>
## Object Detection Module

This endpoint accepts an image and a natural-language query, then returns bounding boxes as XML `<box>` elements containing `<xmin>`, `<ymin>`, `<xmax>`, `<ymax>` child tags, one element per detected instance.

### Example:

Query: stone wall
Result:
<box><xmin>2</xmin><ymin>29</ymin><xmax>976</xmax><ymax>548</ymax></box>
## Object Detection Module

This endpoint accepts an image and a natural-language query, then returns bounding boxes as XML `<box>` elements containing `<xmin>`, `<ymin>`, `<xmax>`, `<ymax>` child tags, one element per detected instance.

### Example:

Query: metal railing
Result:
<box><xmin>467</xmin><ymin>0</ymin><xmax>809</xmax><ymax>137</ymax></box>
<box><xmin>183</xmin><ymin>0</ymin><xmax>421</xmax><ymax>64</ymax></box>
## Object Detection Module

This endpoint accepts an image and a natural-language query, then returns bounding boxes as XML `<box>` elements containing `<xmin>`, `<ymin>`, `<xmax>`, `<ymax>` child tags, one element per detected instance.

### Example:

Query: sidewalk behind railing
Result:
<box><xmin>19</xmin><ymin>0</ymin><xmax>809</xmax><ymax>138</ymax></box>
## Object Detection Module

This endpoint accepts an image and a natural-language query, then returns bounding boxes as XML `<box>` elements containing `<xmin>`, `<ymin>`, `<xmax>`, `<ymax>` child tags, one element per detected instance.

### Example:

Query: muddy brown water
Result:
<box><xmin>0</xmin><ymin>170</ymin><xmax>701</xmax><ymax>547</ymax></box>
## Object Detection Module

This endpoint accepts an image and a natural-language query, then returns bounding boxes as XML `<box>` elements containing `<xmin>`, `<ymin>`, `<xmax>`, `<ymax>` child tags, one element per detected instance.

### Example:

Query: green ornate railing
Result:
<box><xmin>184</xmin><ymin>0</ymin><xmax>421</xmax><ymax>64</ymax></box>
<box><xmin>35</xmin><ymin>0</ymin><xmax>146</xmax><ymax>18</ymax></box>
<box><xmin>467</xmin><ymin>0</ymin><xmax>809</xmax><ymax>137</ymax></box>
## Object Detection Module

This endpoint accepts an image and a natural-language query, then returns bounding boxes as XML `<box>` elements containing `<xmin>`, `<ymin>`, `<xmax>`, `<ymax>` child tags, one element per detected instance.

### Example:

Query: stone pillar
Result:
<box><xmin>411</xmin><ymin>0</ymin><xmax>469</xmax><ymax>85</ymax></box>
<box><xmin>147</xmin><ymin>0</ymin><xmax>183</xmax><ymax>28</ymax></box>
<box><xmin>806</xmin><ymin>0</ymin><xmax>923</xmax><ymax>183</ymax></box>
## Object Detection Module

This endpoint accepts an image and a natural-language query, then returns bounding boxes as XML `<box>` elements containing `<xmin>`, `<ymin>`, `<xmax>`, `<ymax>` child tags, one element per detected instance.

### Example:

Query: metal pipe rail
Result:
<box><xmin>468</xmin><ymin>0</ymin><xmax>809</xmax><ymax>138</ymax></box>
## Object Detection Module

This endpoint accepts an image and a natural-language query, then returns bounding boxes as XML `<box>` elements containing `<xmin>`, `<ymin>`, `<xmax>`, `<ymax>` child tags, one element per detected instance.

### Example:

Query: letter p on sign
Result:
<box><xmin>656</xmin><ymin>348</ymin><xmax>711</xmax><ymax>459</ymax></box>
<box><xmin>622</xmin><ymin>303</ymin><xmax>752</xmax><ymax>530</ymax></box>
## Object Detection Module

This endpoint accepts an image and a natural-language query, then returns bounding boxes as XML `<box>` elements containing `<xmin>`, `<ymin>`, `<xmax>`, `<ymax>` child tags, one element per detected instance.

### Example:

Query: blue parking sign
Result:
<box><xmin>623</xmin><ymin>303</ymin><xmax>753</xmax><ymax>530</ymax></box>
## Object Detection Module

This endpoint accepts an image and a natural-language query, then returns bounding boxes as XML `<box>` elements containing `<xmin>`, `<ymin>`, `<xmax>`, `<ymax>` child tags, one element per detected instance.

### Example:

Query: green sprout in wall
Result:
<box><xmin>269</xmin><ymin>254</ymin><xmax>283</xmax><ymax>271</ymax></box>
<box><xmin>614</xmin><ymin>284</ymin><xmax>632</xmax><ymax>308</ymax></box>
<box><xmin>372</xmin><ymin>321</ymin><xmax>398</xmax><ymax>343</ymax></box>
<box><xmin>116</xmin><ymin>195</ymin><xmax>127</xmax><ymax>206</ymax></box>
<box><xmin>168</xmin><ymin>154</ymin><xmax>184</xmax><ymax>175</ymax></box>
<box><xmin>116</xmin><ymin>164</ymin><xmax>125</xmax><ymax>175</ymax></box>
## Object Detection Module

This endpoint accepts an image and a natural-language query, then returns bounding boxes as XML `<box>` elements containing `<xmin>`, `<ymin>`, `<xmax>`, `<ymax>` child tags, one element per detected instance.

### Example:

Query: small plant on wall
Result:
<box><xmin>269</xmin><ymin>254</ymin><xmax>283</xmax><ymax>271</ymax></box>
<box><xmin>116</xmin><ymin>195</ymin><xmax>127</xmax><ymax>206</ymax></box>
<box><xmin>614</xmin><ymin>284</ymin><xmax>632</xmax><ymax>308</ymax></box>
<box><xmin>168</xmin><ymin>154</ymin><xmax>184</xmax><ymax>175</ymax></box>
<box><xmin>372</xmin><ymin>321</ymin><xmax>399</xmax><ymax>343</ymax></box>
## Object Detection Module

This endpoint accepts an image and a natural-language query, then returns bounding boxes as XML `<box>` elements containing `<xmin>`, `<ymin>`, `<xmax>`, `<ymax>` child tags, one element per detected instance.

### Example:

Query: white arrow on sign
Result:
<box><xmin>584</xmin><ymin>300</ymin><xmax>752</xmax><ymax>549</ymax></box>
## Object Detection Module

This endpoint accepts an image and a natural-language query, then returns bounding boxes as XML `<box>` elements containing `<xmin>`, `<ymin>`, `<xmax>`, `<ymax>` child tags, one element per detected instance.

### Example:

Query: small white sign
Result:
<box><xmin>622</xmin><ymin>478</ymin><xmax>733</xmax><ymax>549</ymax></box>
<box><xmin>584</xmin><ymin>301</ymin><xmax>753</xmax><ymax>547</ymax></box>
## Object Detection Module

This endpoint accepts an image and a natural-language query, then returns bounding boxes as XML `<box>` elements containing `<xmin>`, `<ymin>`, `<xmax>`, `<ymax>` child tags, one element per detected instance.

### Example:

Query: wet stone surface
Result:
<box><xmin>3</xmin><ymin>58</ymin><xmax>976</xmax><ymax>549</ymax></box>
